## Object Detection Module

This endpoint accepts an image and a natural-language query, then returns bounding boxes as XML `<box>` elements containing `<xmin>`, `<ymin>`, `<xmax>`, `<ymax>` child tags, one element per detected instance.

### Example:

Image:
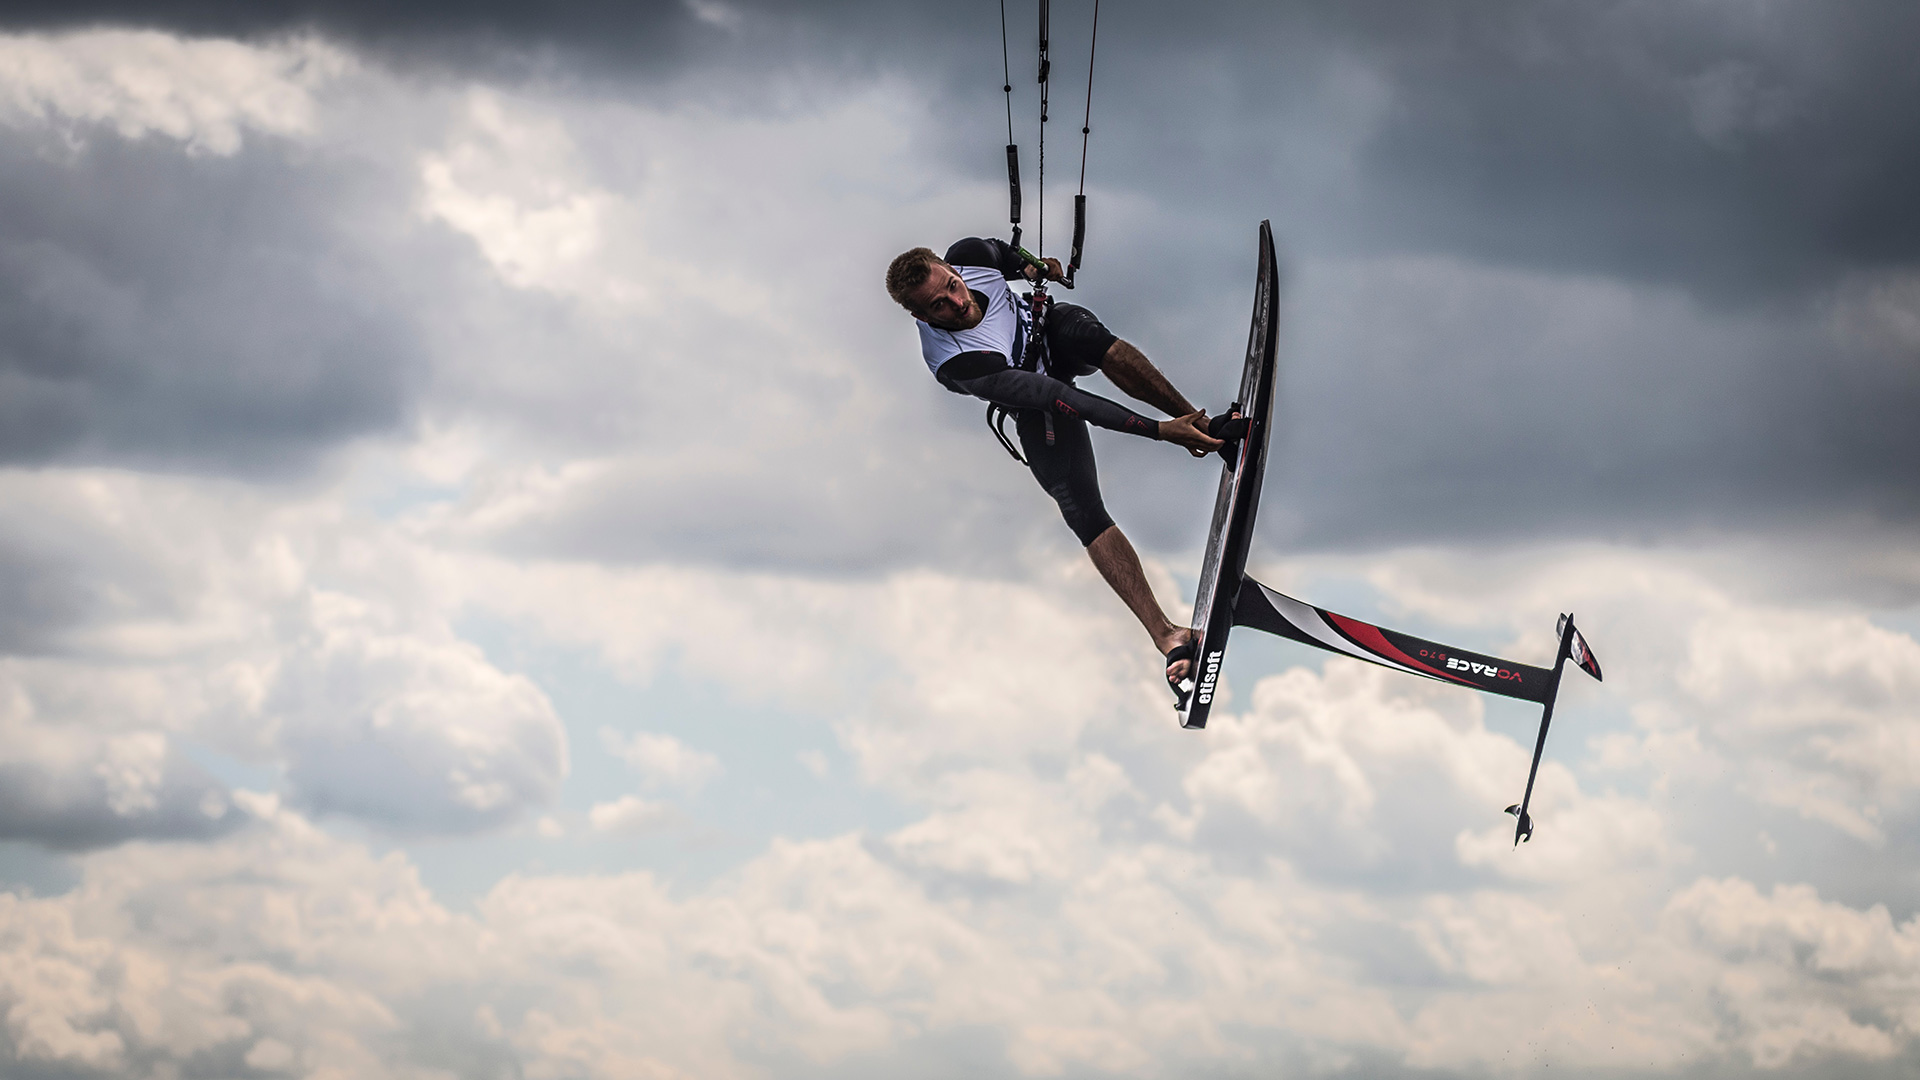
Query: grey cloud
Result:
<box><xmin>0</xmin><ymin>469</ymin><xmax>566</xmax><ymax>843</ymax></box>
<box><xmin>785</xmin><ymin>0</ymin><xmax>1920</xmax><ymax>299</ymax></box>
<box><xmin>439</xmin><ymin>424</ymin><xmax>1063</xmax><ymax>577</ymax></box>
<box><xmin>0</xmin><ymin>129</ymin><xmax>425</xmax><ymax>477</ymax></box>
<box><xmin>270</xmin><ymin>627</ymin><xmax>568</xmax><ymax>835</ymax></box>
<box><xmin>1327</xmin><ymin>1</ymin><xmax>1920</xmax><ymax>296</ymax></box>
<box><xmin>1</xmin><ymin>5</ymin><xmax>1913</xmax><ymax>567</ymax></box>
<box><xmin>0</xmin><ymin>0</ymin><xmax>700</xmax><ymax>71</ymax></box>
<box><xmin>877</xmin><ymin>0</ymin><xmax>1920</xmax><ymax>558</ymax></box>
<box><xmin>1255</xmin><ymin>255</ymin><xmax>1920</xmax><ymax>554</ymax></box>
<box><xmin>0</xmin><ymin>747</ymin><xmax>244</xmax><ymax>851</ymax></box>
<box><xmin>13</xmin><ymin>2</ymin><xmax>1920</xmax><ymax>295</ymax></box>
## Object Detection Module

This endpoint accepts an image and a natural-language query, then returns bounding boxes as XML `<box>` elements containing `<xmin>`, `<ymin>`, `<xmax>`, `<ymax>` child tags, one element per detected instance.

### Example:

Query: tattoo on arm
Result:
<box><xmin>1099</xmin><ymin>340</ymin><xmax>1197</xmax><ymax>417</ymax></box>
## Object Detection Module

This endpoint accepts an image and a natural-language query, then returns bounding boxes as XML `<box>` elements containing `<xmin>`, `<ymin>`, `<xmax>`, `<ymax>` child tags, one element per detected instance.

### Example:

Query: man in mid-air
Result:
<box><xmin>886</xmin><ymin>237</ymin><xmax>1232</xmax><ymax>695</ymax></box>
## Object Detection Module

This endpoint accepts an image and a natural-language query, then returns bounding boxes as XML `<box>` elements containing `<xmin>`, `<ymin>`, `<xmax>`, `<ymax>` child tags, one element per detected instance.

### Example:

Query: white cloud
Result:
<box><xmin>0</xmin><ymin>22</ymin><xmax>1917</xmax><ymax>1080</ymax></box>
<box><xmin>683</xmin><ymin>0</ymin><xmax>744</xmax><ymax>32</ymax></box>
<box><xmin>272</xmin><ymin>593</ymin><xmax>568</xmax><ymax>832</ymax></box>
<box><xmin>0</xmin><ymin>713</ymin><xmax>242</xmax><ymax>849</ymax></box>
<box><xmin>4</xmin><ymin>782</ymin><xmax>1916</xmax><ymax>1080</ymax></box>
<box><xmin>1295</xmin><ymin>544</ymin><xmax>1920</xmax><ymax>852</ymax></box>
<box><xmin>1676</xmin><ymin>604</ymin><xmax>1920</xmax><ymax>842</ymax></box>
<box><xmin>587</xmin><ymin>795</ymin><xmax>673</xmax><ymax>835</ymax></box>
<box><xmin>1665</xmin><ymin>877</ymin><xmax>1920</xmax><ymax>1067</ymax></box>
<box><xmin>0</xmin><ymin>29</ymin><xmax>347</xmax><ymax>154</ymax></box>
<box><xmin>599</xmin><ymin>727</ymin><xmax>721</xmax><ymax>791</ymax></box>
<box><xmin>885</xmin><ymin>766</ymin><xmax>1113</xmax><ymax>885</ymax></box>
<box><xmin>0</xmin><ymin>468</ymin><xmax>566</xmax><ymax>841</ymax></box>
<box><xmin>418</xmin><ymin>91</ymin><xmax>614</xmax><ymax>294</ymax></box>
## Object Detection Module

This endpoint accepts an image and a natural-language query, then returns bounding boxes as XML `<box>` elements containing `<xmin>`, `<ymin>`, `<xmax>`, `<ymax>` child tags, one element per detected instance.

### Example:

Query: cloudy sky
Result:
<box><xmin>0</xmin><ymin>1</ymin><xmax>1917</xmax><ymax>1077</ymax></box>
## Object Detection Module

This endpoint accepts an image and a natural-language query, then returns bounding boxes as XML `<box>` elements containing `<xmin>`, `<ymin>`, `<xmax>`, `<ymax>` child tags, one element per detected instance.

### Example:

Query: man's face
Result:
<box><xmin>905</xmin><ymin>262</ymin><xmax>978</xmax><ymax>329</ymax></box>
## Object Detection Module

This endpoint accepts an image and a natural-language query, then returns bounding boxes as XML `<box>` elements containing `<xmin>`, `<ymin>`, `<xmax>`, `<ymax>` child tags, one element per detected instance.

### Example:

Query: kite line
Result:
<box><xmin>999</xmin><ymin>0</ymin><xmax>1098</xmax><ymax>286</ymax></box>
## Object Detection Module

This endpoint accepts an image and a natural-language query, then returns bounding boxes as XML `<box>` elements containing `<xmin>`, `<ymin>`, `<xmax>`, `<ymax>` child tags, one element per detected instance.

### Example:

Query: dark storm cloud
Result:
<box><xmin>3</xmin><ymin>0</ymin><xmax>1915</xmax><ymax>559</ymax></box>
<box><xmin>16</xmin><ymin>1</ymin><xmax>1919</xmax><ymax>293</ymax></box>
<box><xmin>886</xmin><ymin>0</ymin><xmax>1920</xmax><ymax>556</ymax></box>
<box><xmin>0</xmin><ymin>127</ymin><xmax>424</xmax><ymax>477</ymax></box>
<box><xmin>1257</xmin><ymin>256</ymin><xmax>1920</xmax><ymax>554</ymax></box>
<box><xmin>1326</xmin><ymin>1</ymin><xmax>1920</xmax><ymax>296</ymax></box>
<box><xmin>957</xmin><ymin>0</ymin><xmax>1920</xmax><ymax>299</ymax></box>
<box><xmin>0</xmin><ymin>0</ymin><xmax>699</xmax><ymax>70</ymax></box>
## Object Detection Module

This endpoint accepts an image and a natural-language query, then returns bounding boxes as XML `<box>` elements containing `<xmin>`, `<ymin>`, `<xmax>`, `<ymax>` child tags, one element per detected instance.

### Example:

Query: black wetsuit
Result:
<box><xmin>925</xmin><ymin>237</ymin><xmax>1157</xmax><ymax>546</ymax></box>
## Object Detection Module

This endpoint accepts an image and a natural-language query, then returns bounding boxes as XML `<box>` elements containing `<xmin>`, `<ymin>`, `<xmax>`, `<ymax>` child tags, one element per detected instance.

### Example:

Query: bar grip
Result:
<box><xmin>1006</xmin><ymin>144</ymin><xmax>1022</xmax><ymax>225</ymax></box>
<box><xmin>1069</xmin><ymin>193</ymin><xmax>1086</xmax><ymax>271</ymax></box>
<box><xmin>1062</xmin><ymin>193</ymin><xmax>1085</xmax><ymax>287</ymax></box>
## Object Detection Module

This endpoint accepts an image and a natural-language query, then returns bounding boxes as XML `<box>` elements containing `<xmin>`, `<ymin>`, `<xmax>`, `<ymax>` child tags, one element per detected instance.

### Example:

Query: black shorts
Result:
<box><xmin>1021</xmin><ymin>302</ymin><xmax>1120</xmax><ymax>547</ymax></box>
<box><xmin>1016</xmin><ymin>406</ymin><xmax>1113</xmax><ymax>546</ymax></box>
<box><xmin>1040</xmin><ymin>302</ymin><xmax>1118</xmax><ymax>380</ymax></box>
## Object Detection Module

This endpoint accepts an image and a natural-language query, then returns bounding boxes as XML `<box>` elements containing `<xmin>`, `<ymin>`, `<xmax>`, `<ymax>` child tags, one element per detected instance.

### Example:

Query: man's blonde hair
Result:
<box><xmin>885</xmin><ymin>247</ymin><xmax>946</xmax><ymax>311</ymax></box>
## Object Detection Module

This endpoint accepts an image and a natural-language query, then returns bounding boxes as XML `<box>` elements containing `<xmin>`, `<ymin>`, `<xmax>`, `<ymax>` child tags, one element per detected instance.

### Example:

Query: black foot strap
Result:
<box><xmin>1208</xmin><ymin>405</ymin><xmax>1248</xmax><ymax>465</ymax></box>
<box><xmin>1207</xmin><ymin>411</ymin><xmax>1250</xmax><ymax>441</ymax></box>
<box><xmin>1165</xmin><ymin>635</ymin><xmax>1198</xmax><ymax>710</ymax></box>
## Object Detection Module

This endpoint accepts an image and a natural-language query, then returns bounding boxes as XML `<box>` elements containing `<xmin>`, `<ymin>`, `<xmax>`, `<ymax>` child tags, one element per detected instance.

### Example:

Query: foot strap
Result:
<box><xmin>1207</xmin><ymin>409</ymin><xmax>1250</xmax><ymax>441</ymax></box>
<box><xmin>1209</xmin><ymin>405</ymin><xmax>1248</xmax><ymax>465</ymax></box>
<box><xmin>1165</xmin><ymin>636</ymin><xmax>1199</xmax><ymax>711</ymax></box>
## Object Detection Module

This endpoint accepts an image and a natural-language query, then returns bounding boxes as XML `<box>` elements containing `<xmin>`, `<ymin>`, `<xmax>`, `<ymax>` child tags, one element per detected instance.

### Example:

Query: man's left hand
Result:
<box><xmin>1185</xmin><ymin>411</ymin><xmax>1212</xmax><ymax>456</ymax></box>
<box><xmin>1023</xmin><ymin>257</ymin><xmax>1064</xmax><ymax>283</ymax></box>
<box><xmin>1158</xmin><ymin>411</ymin><xmax>1225</xmax><ymax>454</ymax></box>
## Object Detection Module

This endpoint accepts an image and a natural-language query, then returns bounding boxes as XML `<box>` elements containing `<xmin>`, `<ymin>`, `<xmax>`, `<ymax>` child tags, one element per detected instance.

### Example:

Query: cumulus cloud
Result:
<box><xmin>417</xmin><ymin>89</ymin><xmax>614</xmax><ymax>294</ymax></box>
<box><xmin>0</xmin><ymin>468</ymin><xmax>567</xmax><ymax>844</ymax></box>
<box><xmin>272</xmin><ymin>594</ymin><xmax>567</xmax><ymax>832</ymax></box>
<box><xmin>1674</xmin><ymin>603</ymin><xmax>1920</xmax><ymax>843</ymax></box>
<box><xmin>4</xmin><ymin>14</ymin><xmax>1912</xmax><ymax>565</ymax></box>
<box><xmin>5</xmin><ymin>732</ymin><xmax>1920</xmax><ymax>1079</ymax></box>
<box><xmin>0</xmin><ymin>474</ymin><xmax>1914</xmax><ymax>1076</ymax></box>
<box><xmin>435</xmin><ymin>536</ymin><xmax>1920</xmax><ymax>1062</ymax></box>
<box><xmin>586</xmin><ymin>794</ymin><xmax>672</xmax><ymax>835</ymax></box>
<box><xmin>0</xmin><ymin>0</ymin><xmax>715</xmax><ymax>71</ymax></box>
<box><xmin>1665</xmin><ymin>877</ymin><xmax>1920</xmax><ymax>1068</ymax></box>
<box><xmin>0</xmin><ymin>723</ymin><xmax>242</xmax><ymax>850</ymax></box>
<box><xmin>0</xmin><ymin>37</ymin><xmax>424</xmax><ymax>476</ymax></box>
<box><xmin>0</xmin><ymin>795</ymin><xmax>482</xmax><ymax>1078</ymax></box>
<box><xmin>0</xmin><ymin>29</ymin><xmax>346</xmax><ymax>154</ymax></box>
<box><xmin>599</xmin><ymin>727</ymin><xmax>720</xmax><ymax>791</ymax></box>
<box><xmin>0</xmin><ymin>12</ymin><xmax>1914</xmax><ymax>1080</ymax></box>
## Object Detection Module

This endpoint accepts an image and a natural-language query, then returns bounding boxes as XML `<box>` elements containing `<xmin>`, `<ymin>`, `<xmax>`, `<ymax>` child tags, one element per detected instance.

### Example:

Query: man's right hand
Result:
<box><xmin>1158</xmin><ymin>411</ymin><xmax>1225</xmax><ymax>454</ymax></box>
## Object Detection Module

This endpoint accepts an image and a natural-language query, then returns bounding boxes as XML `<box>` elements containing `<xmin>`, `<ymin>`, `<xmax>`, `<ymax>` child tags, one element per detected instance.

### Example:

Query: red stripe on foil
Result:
<box><xmin>1324</xmin><ymin>612</ymin><xmax>1473</xmax><ymax>686</ymax></box>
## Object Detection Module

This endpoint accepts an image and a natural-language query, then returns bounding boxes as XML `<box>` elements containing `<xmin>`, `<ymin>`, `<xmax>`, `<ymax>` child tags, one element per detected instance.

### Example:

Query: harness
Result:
<box><xmin>986</xmin><ymin>286</ymin><xmax>1054</xmax><ymax>465</ymax></box>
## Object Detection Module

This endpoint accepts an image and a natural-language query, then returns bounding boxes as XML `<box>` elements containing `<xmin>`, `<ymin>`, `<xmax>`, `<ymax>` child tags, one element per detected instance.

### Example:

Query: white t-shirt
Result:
<box><xmin>916</xmin><ymin>264</ymin><xmax>1029</xmax><ymax>377</ymax></box>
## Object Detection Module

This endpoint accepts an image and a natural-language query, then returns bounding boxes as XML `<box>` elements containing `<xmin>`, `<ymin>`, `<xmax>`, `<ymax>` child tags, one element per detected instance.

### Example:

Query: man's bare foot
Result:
<box><xmin>1158</xmin><ymin>626</ymin><xmax>1199</xmax><ymax>683</ymax></box>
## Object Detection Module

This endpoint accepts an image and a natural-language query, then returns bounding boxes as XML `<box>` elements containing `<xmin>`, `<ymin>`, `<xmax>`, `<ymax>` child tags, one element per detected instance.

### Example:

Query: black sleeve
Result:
<box><xmin>943</xmin><ymin>366</ymin><xmax>1160</xmax><ymax>440</ymax></box>
<box><xmin>943</xmin><ymin>237</ymin><xmax>1027</xmax><ymax>280</ymax></box>
<box><xmin>933</xmin><ymin>350</ymin><xmax>1012</xmax><ymax>391</ymax></box>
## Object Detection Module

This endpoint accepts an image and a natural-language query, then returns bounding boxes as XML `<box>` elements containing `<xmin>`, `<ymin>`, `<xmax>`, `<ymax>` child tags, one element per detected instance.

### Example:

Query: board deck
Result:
<box><xmin>1181</xmin><ymin>221</ymin><xmax>1281</xmax><ymax>729</ymax></box>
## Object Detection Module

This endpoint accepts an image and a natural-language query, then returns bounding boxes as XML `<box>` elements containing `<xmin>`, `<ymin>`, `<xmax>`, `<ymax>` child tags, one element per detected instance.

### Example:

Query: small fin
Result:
<box><xmin>1505</xmin><ymin>804</ymin><xmax>1533</xmax><ymax>845</ymax></box>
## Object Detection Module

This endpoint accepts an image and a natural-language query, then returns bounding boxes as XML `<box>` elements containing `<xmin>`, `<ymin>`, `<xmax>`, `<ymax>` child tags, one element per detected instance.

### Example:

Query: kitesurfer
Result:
<box><xmin>886</xmin><ymin>237</ymin><xmax>1223</xmax><ymax>687</ymax></box>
